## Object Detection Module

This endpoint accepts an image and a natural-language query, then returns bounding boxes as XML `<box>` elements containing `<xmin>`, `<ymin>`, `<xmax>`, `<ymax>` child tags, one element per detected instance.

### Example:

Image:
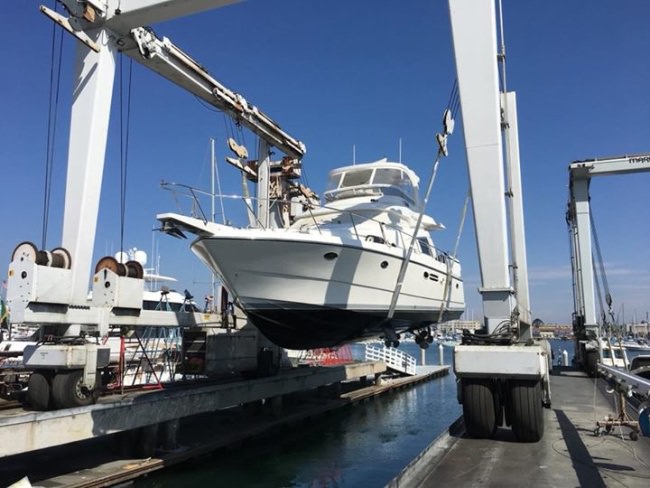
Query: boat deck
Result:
<box><xmin>390</xmin><ymin>366</ymin><xmax>650</xmax><ymax>487</ymax></box>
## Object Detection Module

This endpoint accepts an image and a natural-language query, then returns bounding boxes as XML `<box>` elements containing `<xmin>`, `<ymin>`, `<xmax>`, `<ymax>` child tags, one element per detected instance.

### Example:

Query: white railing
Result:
<box><xmin>365</xmin><ymin>344</ymin><xmax>416</xmax><ymax>376</ymax></box>
<box><xmin>159</xmin><ymin>181</ymin><xmax>460</xmax><ymax>270</ymax></box>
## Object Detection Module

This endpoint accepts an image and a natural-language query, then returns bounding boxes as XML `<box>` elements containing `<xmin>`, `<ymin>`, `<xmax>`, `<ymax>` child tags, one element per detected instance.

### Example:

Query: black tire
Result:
<box><xmin>51</xmin><ymin>370</ymin><xmax>97</xmax><ymax>409</ymax></box>
<box><xmin>462</xmin><ymin>378</ymin><xmax>498</xmax><ymax>438</ymax></box>
<box><xmin>586</xmin><ymin>350</ymin><xmax>599</xmax><ymax>377</ymax></box>
<box><xmin>27</xmin><ymin>372</ymin><xmax>52</xmax><ymax>411</ymax></box>
<box><xmin>509</xmin><ymin>379</ymin><xmax>544</xmax><ymax>442</ymax></box>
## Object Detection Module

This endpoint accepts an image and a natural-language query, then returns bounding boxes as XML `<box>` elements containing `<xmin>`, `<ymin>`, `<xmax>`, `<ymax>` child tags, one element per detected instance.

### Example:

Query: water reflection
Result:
<box><xmin>139</xmin><ymin>341</ymin><xmax>460</xmax><ymax>487</ymax></box>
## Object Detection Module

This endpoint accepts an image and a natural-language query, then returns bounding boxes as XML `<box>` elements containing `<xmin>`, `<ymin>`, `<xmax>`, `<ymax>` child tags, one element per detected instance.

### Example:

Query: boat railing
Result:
<box><xmin>159</xmin><ymin>182</ymin><xmax>459</xmax><ymax>268</ymax></box>
<box><xmin>296</xmin><ymin>202</ymin><xmax>460</xmax><ymax>268</ymax></box>
<box><xmin>160</xmin><ymin>180</ymin><xmax>264</xmax><ymax>227</ymax></box>
<box><xmin>365</xmin><ymin>344</ymin><xmax>416</xmax><ymax>376</ymax></box>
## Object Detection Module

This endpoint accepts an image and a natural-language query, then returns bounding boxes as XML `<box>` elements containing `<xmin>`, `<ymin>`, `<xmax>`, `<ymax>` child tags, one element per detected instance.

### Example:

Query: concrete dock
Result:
<box><xmin>0</xmin><ymin>363</ymin><xmax>449</xmax><ymax>487</ymax></box>
<box><xmin>0</xmin><ymin>361</ymin><xmax>386</xmax><ymax>458</ymax></box>
<box><xmin>389</xmin><ymin>366</ymin><xmax>650</xmax><ymax>488</ymax></box>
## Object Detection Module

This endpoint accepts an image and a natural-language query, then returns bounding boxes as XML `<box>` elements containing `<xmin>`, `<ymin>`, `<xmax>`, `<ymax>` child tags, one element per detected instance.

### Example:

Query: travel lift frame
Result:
<box><xmin>6</xmin><ymin>0</ymin><xmax>306</xmax><ymax>410</ymax></box>
<box><xmin>567</xmin><ymin>153</ymin><xmax>650</xmax><ymax>441</ymax></box>
<box><xmin>567</xmin><ymin>154</ymin><xmax>650</xmax><ymax>374</ymax></box>
<box><xmin>448</xmin><ymin>0</ymin><xmax>551</xmax><ymax>442</ymax></box>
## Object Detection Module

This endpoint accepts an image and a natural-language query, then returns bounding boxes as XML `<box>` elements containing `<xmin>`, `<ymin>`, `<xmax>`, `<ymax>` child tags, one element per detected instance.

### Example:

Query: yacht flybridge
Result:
<box><xmin>158</xmin><ymin>159</ymin><xmax>465</xmax><ymax>349</ymax></box>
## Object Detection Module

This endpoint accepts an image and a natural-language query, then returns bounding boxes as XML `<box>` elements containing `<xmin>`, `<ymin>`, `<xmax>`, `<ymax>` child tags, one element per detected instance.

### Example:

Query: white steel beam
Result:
<box><xmin>569</xmin><ymin>178</ymin><xmax>597</xmax><ymax>327</ymax></box>
<box><xmin>125</xmin><ymin>28</ymin><xmax>306</xmax><ymax>159</ymax></box>
<box><xmin>599</xmin><ymin>363</ymin><xmax>650</xmax><ymax>399</ymax></box>
<box><xmin>502</xmin><ymin>92</ymin><xmax>532</xmax><ymax>330</ymax></box>
<box><xmin>567</xmin><ymin>214</ymin><xmax>585</xmax><ymax>323</ymax></box>
<box><xmin>105</xmin><ymin>0</ymin><xmax>240</xmax><ymax>32</ymax></box>
<box><xmin>256</xmin><ymin>139</ymin><xmax>271</xmax><ymax>228</ymax></box>
<box><xmin>570</xmin><ymin>154</ymin><xmax>650</xmax><ymax>178</ymax></box>
<box><xmin>57</xmin><ymin>0</ymin><xmax>240</xmax><ymax>34</ymax></box>
<box><xmin>449</xmin><ymin>0</ymin><xmax>512</xmax><ymax>333</ymax></box>
<box><xmin>62</xmin><ymin>29</ymin><xmax>117</xmax><ymax>304</ymax></box>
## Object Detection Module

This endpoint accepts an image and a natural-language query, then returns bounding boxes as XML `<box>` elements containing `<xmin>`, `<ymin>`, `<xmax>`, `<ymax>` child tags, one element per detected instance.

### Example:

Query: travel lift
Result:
<box><xmin>567</xmin><ymin>154</ymin><xmax>650</xmax><ymax>373</ymax></box>
<box><xmin>567</xmin><ymin>154</ymin><xmax>650</xmax><ymax>438</ymax></box>
<box><xmin>6</xmin><ymin>0</ymin><xmax>305</xmax><ymax>410</ymax></box>
<box><xmin>448</xmin><ymin>0</ymin><xmax>551</xmax><ymax>442</ymax></box>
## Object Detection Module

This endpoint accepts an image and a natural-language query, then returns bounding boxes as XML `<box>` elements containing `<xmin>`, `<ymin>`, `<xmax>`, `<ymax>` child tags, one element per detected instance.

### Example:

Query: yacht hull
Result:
<box><xmin>191</xmin><ymin>232</ymin><xmax>464</xmax><ymax>349</ymax></box>
<box><xmin>244</xmin><ymin>300</ymin><xmax>463</xmax><ymax>349</ymax></box>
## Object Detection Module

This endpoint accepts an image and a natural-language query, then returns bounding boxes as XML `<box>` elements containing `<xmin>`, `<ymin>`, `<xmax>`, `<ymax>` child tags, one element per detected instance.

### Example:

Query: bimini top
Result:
<box><xmin>323</xmin><ymin>159</ymin><xmax>420</xmax><ymax>207</ymax></box>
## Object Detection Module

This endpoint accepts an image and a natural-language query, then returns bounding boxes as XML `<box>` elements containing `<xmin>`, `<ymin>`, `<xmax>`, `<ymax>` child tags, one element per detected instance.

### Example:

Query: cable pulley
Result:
<box><xmin>11</xmin><ymin>241</ymin><xmax>71</xmax><ymax>269</ymax></box>
<box><xmin>94</xmin><ymin>256</ymin><xmax>144</xmax><ymax>279</ymax></box>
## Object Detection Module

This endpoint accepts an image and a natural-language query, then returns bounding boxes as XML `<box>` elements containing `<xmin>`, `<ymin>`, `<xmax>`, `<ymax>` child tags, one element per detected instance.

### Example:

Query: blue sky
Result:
<box><xmin>1</xmin><ymin>0</ymin><xmax>649</xmax><ymax>325</ymax></box>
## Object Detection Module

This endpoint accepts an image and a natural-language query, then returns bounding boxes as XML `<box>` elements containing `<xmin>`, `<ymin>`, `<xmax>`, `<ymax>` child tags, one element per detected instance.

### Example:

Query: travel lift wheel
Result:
<box><xmin>51</xmin><ymin>370</ymin><xmax>98</xmax><ymax>409</ymax></box>
<box><xmin>462</xmin><ymin>378</ymin><xmax>498</xmax><ymax>438</ymax></box>
<box><xmin>508</xmin><ymin>379</ymin><xmax>544</xmax><ymax>442</ymax></box>
<box><xmin>26</xmin><ymin>371</ymin><xmax>53</xmax><ymax>411</ymax></box>
<box><xmin>585</xmin><ymin>350</ymin><xmax>599</xmax><ymax>377</ymax></box>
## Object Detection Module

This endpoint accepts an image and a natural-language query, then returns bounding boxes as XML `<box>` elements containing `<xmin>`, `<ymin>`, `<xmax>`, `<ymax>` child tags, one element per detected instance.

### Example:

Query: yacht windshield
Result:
<box><xmin>325</xmin><ymin>172</ymin><xmax>343</xmax><ymax>192</ymax></box>
<box><xmin>373</xmin><ymin>168</ymin><xmax>418</xmax><ymax>204</ymax></box>
<box><xmin>325</xmin><ymin>166</ymin><xmax>418</xmax><ymax>205</ymax></box>
<box><xmin>341</xmin><ymin>169</ymin><xmax>373</xmax><ymax>188</ymax></box>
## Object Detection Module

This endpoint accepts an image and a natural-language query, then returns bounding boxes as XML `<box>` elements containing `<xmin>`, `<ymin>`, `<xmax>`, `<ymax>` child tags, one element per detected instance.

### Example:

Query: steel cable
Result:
<box><xmin>42</xmin><ymin>0</ymin><xmax>64</xmax><ymax>249</ymax></box>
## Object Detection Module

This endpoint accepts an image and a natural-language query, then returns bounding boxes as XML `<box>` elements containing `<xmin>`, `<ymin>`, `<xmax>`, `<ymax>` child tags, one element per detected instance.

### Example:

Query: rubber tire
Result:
<box><xmin>51</xmin><ymin>370</ymin><xmax>97</xmax><ymax>409</ymax></box>
<box><xmin>27</xmin><ymin>372</ymin><xmax>52</xmax><ymax>411</ymax></box>
<box><xmin>586</xmin><ymin>350</ymin><xmax>599</xmax><ymax>377</ymax></box>
<box><xmin>462</xmin><ymin>378</ymin><xmax>498</xmax><ymax>438</ymax></box>
<box><xmin>509</xmin><ymin>379</ymin><xmax>544</xmax><ymax>442</ymax></box>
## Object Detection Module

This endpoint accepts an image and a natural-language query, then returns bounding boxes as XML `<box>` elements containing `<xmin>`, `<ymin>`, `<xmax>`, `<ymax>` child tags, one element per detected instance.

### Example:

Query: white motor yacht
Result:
<box><xmin>159</xmin><ymin>159</ymin><xmax>465</xmax><ymax>349</ymax></box>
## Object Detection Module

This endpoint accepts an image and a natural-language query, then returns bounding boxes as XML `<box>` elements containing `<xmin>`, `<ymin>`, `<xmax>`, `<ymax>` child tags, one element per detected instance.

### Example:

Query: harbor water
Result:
<box><xmin>138</xmin><ymin>339</ymin><xmax>576</xmax><ymax>487</ymax></box>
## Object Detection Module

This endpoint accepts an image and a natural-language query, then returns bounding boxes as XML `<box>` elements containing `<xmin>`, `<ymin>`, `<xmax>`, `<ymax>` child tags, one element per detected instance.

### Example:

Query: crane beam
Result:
<box><xmin>448</xmin><ymin>0</ymin><xmax>512</xmax><ymax>333</ymax></box>
<box><xmin>60</xmin><ymin>0</ymin><xmax>240</xmax><ymax>32</ymax></box>
<box><xmin>126</xmin><ymin>27</ymin><xmax>306</xmax><ymax>159</ymax></box>
<box><xmin>570</xmin><ymin>154</ymin><xmax>650</xmax><ymax>179</ymax></box>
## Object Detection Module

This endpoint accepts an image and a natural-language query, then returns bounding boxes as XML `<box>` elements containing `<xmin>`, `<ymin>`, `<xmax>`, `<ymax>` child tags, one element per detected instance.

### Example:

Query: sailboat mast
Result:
<box><xmin>210</xmin><ymin>138</ymin><xmax>217</xmax><ymax>311</ymax></box>
<box><xmin>211</xmin><ymin>138</ymin><xmax>216</xmax><ymax>223</ymax></box>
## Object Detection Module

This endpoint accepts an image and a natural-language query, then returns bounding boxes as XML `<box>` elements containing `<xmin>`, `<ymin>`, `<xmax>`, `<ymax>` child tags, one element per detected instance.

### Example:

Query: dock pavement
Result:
<box><xmin>390</xmin><ymin>366</ymin><xmax>650</xmax><ymax>488</ymax></box>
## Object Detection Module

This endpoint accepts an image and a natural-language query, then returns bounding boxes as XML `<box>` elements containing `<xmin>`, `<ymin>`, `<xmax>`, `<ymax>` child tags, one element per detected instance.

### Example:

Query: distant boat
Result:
<box><xmin>629</xmin><ymin>355</ymin><xmax>650</xmax><ymax>380</ymax></box>
<box><xmin>441</xmin><ymin>335</ymin><xmax>461</xmax><ymax>347</ymax></box>
<box><xmin>621</xmin><ymin>339</ymin><xmax>650</xmax><ymax>352</ymax></box>
<box><xmin>599</xmin><ymin>339</ymin><xmax>628</xmax><ymax>369</ymax></box>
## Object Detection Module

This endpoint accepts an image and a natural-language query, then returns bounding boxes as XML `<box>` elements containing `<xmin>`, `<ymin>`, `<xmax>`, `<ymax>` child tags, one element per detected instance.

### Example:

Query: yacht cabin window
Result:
<box><xmin>417</xmin><ymin>237</ymin><xmax>433</xmax><ymax>256</ymax></box>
